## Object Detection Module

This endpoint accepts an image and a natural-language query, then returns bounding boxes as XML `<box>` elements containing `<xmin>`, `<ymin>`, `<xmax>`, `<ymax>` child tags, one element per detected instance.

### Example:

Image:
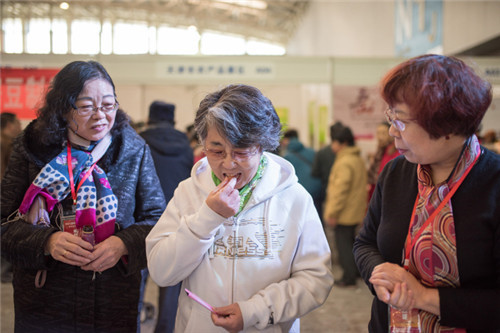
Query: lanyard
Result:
<box><xmin>67</xmin><ymin>141</ymin><xmax>97</xmax><ymax>207</ymax></box>
<box><xmin>403</xmin><ymin>152</ymin><xmax>479</xmax><ymax>270</ymax></box>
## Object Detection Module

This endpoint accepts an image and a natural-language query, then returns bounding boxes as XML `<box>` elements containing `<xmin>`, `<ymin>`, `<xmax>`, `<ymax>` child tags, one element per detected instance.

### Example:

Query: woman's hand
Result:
<box><xmin>370</xmin><ymin>264</ymin><xmax>416</xmax><ymax>310</ymax></box>
<box><xmin>206</xmin><ymin>177</ymin><xmax>240</xmax><ymax>218</ymax></box>
<box><xmin>369</xmin><ymin>262</ymin><xmax>440</xmax><ymax>315</ymax></box>
<box><xmin>369</xmin><ymin>262</ymin><xmax>408</xmax><ymax>293</ymax></box>
<box><xmin>45</xmin><ymin>231</ymin><xmax>93</xmax><ymax>266</ymax></box>
<box><xmin>211</xmin><ymin>303</ymin><xmax>244</xmax><ymax>333</ymax></box>
<box><xmin>385</xmin><ymin>282</ymin><xmax>415</xmax><ymax>311</ymax></box>
<box><xmin>81</xmin><ymin>236</ymin><xmax>127</xmax><ymax>272</ymax></box>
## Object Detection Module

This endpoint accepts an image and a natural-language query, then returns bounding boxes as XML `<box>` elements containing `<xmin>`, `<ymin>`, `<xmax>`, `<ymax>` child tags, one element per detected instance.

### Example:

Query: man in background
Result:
<box><xmin>323</xmin><ymin>124</ymin><xmax>367</xmax><ymax>287</ymax></box>
<box><xmin>140</xmin><ymin>101</ymin><xmax>193</xmax><ymax>333</ymax></box>
<box><xmin>311</xmin><ymin>122</ymin><xmax>343</xmax><ymax>226</ymax></box>
<box><xmin>281</xmin><ymin>129</ymin><xmax>322</xmax><ymax>217</ymax></box>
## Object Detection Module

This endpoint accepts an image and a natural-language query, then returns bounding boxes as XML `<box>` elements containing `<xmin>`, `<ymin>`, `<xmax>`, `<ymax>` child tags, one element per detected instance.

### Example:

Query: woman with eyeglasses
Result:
<box><xmin>1</xmin><ymin>60</ymin><xmax>166</xmax><ymax>332</ymax></box>
<box><xmin>146</xmin><ymin>84</ymin><xmax>333</xmax><ymax>332</ymax></box>
<box><xmin>353</xmin><ymin>54</ymin><xmax>500</xmax><ymax>332</ymax></box>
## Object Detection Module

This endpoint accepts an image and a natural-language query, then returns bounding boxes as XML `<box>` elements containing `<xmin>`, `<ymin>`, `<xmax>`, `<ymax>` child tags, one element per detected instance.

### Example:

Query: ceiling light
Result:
<box><xmin>60</xmin><ymin>2</ymin><xmax>69</xmax><ymax>10</ymax></box>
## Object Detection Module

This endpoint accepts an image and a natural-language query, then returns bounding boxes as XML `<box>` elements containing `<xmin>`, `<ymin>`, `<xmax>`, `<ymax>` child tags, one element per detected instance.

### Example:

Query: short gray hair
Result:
<box><xmin>194</xmin><ymin>84</ymin><xmax>281</xmax><ymax>151</ymax></box>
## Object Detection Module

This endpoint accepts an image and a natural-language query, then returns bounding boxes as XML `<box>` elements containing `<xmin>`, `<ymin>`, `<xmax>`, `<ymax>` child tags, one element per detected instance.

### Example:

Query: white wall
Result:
<box><xmin>443</xmin><ymin>1</ymin><xmax>500</xmax><ymax>54</ymax></box>
<box><xmin>288</xmin><ymin>0</ymin><xmax>500</xmax><ymax>57</ymax></box>
<box><xmin>287</xmin><ymin>1</ymin><xmax>395</xmax><ymax>57</ymax></box>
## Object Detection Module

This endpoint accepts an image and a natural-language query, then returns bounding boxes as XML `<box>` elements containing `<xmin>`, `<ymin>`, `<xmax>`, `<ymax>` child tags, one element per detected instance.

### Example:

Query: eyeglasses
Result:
<box><xmin>204</xmin><ymin>146</ymin><xmax>260</xmax><ymax>162</ymax></box>
<box><xmin>384</xmin><ymin>107</ymin><xmax>412</xmax><ymax>132</ymax></box>
<box><xmin>74</xmin><ymin>102</ymin><xmax>119</xmax><ymax>116</ymax></box>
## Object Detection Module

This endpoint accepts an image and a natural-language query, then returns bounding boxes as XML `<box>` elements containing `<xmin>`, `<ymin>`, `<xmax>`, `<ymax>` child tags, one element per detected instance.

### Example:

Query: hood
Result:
<box><xmin>190</xmin><ymin>152</ymin><xmax>298</xmax><ymax>205</ymax></box>
<box><xmin>286</xmin><ymin>138</ymin><xmax>305</xmax><ymax>153</ymax></box>
<box><xmin>140</xmin><ymin>126</ymin><xmax>191</xmax><ymax>157</ymax></box>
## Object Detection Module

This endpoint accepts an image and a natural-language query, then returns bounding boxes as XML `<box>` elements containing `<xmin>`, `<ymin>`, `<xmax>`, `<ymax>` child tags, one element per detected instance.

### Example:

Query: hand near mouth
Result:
<box><xmin>206</xmin><ymin>176</ymin><xmax>240</xmax><ymax>218</ymax></box>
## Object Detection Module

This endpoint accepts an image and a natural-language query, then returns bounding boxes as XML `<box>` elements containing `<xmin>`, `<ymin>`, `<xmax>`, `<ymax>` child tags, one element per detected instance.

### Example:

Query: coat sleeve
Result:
<box><xmin>1</xmin><ymin>141</ymin><xmax>59</xmax><ymax>270</ymax></box>
<box><xmin>146</xmin><ymin>180</ymin><xmax>225</xmax><ymax>286</ymax></box>
<box><xmin>113</xmin><ymin>143</ymin><xmax>166</xmax><ymax>276</ymax></box>
<box><xmin>352</xmin><ymin>175</ymin><xmax>385</xmax><ymax>295</ymax></box>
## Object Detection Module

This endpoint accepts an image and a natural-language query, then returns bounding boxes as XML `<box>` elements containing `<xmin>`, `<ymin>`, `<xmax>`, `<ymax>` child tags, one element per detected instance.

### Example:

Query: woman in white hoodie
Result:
<box><xmin>146</xmin><ymin>84</ymin><xmax>333</xmax><ymax>332</ymax></box>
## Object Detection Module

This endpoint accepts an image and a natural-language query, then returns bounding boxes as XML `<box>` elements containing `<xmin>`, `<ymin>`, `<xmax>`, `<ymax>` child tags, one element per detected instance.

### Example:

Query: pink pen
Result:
<box><xmin>185</xmin><ymin>288</ymin><xmax>216</xmax><ymax>313</ymax></box>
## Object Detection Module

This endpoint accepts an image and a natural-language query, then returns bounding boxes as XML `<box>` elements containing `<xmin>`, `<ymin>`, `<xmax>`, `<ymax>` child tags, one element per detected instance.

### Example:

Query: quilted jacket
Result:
<box><xmin>1</xmin><ymin>111</ymin><xmax>166</xmax><ymax>333</ymax></box>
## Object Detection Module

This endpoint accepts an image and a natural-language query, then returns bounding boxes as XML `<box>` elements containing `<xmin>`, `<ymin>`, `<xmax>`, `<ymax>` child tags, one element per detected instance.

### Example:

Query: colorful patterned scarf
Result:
<box><xmin>19</xmin><ymin>133</ymin><xmax>117</xmax><ymax>243</ymax></box>
<box><xmin>212</xmin><ymin>155</ymin><xmax>267</xmax><ymax>215</ymax></box>
<box><xmin>407</xmin><ymin>135</ymin><xmax>480</xmax><ymax>331</ymax></box>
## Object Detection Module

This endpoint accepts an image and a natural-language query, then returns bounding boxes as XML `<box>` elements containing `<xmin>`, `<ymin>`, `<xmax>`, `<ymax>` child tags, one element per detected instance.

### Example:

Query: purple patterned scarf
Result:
<box><xmin>19</xmin><ymin>133</ymin><xmax>117</xmax><ymax>243</ymax></box>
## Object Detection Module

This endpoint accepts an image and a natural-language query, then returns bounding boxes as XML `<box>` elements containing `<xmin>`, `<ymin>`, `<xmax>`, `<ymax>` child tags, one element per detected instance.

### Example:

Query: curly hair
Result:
<box><xmin>34</xmin><ymin>60</ymin><xmax>128</xmax><ymax>145</ymax></box>
<box><xmin>380</xmin><ymin>54</ymin><xmax>492</xmax><ymax>139</ymax></box>
<box><xmin>194</xmin><ymin>84</ymin><xmax>282</xmax><ymax>152</ymax></box>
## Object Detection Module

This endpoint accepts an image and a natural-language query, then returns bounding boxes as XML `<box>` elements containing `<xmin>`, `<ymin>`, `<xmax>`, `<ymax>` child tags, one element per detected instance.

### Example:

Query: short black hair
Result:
<box><xmin>331</xmin><ymin>125</ymin><xmax>355</xmax><ymax>146</ymax></box>
<box><xmin>283</xmin><ymin>129</ymin><xmax>299</xmax><ymax>139</ymax></box>
<box><xmin>329</xmin><ymin>121</ymin><xmax>344</xmax><ymax>142</ymax></box>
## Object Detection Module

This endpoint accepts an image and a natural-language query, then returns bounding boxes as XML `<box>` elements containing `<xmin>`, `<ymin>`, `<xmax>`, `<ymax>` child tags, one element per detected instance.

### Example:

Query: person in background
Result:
<box><xmin>146</xmin><ymin>84</ymin><xmax>333</xmax><ymax>332</ymax></box>
<box><xmin>1</xmin><ymin>112</ymin><xmax>22</xmax><ymax>283</ymax></box>
<box><xmin>353</xmin><ymin>54</ymin><xmax>500</xmax><ymax>332</ymax></box>
<box><xmin>324</xmin><ymin>124</ymin><xmax>367</xmax><ymax>287</ymax></box>
<box><xmin>366</xmin><ymin>122</ymin><xmax>400</xmax><ymax>202</ymax></box>
<box><xmin>1</xmin><ymin>112</ymin><xmax>22</xmax><ymax>179</ymax></box>
<box><xmin>140</xmin><ymin>101</ymin><xmax>193</xmax><ymax>333</ymax></box>
<box><xmin>187</xmin><ymin>124</ymin><xmax>205</xmax><ymax>164</ymax></box>
<box><xmin>0</xmin><ymin>60</ymin><xmax>166</xmax><ymax>332</ymax></box>
<box><xmin>311</xmin><ymin>122</ymin><xmax>343</xmax><ymax>226</ymax></box>
<box><xmin>282</xmin><ymin>129</ymin><xmax>323</xmax><ymax>217</ymax></box>
<box><xmin>481</xmin><ymin>129</ymin><xmax>499</xmax><ymax>153</ymax></box>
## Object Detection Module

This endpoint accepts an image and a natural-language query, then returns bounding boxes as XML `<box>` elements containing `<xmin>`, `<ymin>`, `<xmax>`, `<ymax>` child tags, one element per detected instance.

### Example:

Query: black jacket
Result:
<box><xmin>353</xmin><ymin>148</ymin><xmax>500</xmax><ymax>332</ymax></box>
<box><xmin>140</xmin><ymin>123</ymin><xmax>193</xmax><ymax>203</ymax></box>
<box><xmin>1</xmin><ymin>117</ymin><xmax>166</xmax><ymax>332</ymax></box>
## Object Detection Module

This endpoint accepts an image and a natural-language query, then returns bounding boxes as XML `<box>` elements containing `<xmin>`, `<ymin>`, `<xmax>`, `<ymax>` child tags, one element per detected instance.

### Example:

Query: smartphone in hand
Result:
<box><xmin>185</xmin><ymin>288</ymin><xmax>216</xmax><ymax>313</ymax></box>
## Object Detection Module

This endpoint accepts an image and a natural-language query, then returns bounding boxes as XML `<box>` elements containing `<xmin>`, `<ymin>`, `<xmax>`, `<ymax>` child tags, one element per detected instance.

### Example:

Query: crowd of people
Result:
<box><xmin>1</xmin><ymin>54</ymin><xmax>499</xmax><ymax>333</ymax></box>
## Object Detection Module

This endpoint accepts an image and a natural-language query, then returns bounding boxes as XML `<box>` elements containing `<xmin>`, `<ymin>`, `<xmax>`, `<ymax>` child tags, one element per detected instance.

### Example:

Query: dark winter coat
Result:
<box><xmin>1</xmin><ymin>115</ymin><xmax>166</xmax><ymax>333</ymax></box>
<box><xmin>283</xmin><ymin>138</ymin><xmax>322</xmax><ymax>201</ymax></box>
<box><xmin>353</xmin><ymin>149</ymin><xmax>500</xmax><ymax>332</ymax></box>
<box><xmin>140</xmin><ymin>123</ymin><xmax>193</xmax><ymax>203</ymax></box>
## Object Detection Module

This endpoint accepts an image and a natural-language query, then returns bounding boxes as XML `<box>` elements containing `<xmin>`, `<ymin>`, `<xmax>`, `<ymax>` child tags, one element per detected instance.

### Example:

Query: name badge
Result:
<box><xmin>61</xmin><ymin>211</ymin><xmax>79</xmax><ymax>237</ymax></box>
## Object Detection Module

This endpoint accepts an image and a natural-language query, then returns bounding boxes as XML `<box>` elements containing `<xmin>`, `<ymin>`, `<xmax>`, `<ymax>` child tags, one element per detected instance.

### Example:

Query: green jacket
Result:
<box><xmin>324</xmin><ymin>146</ymin><xmax>367</xmax><ymax>225</ymax></box>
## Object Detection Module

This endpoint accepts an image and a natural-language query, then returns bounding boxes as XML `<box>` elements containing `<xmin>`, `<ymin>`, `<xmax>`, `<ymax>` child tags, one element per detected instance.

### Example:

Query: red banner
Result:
<box><xmin>1</xmin><ymin>67</ymin><xmax>60</xmax><ymax>119</ymax></box>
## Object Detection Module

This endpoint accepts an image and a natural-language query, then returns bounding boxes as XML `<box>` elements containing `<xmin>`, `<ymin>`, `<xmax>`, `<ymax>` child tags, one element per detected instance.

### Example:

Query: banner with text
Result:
<box><xmin>1</xmin><ymin>68</ymin><xmax>60</xmax><ymax>119</ymax></box>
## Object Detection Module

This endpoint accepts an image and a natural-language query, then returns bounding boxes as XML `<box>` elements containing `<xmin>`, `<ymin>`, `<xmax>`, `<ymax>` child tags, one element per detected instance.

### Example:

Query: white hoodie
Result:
<box><xmin>146</xmin><ymin>153</ymin><xmax>333</xmax><ymax>332</ymax></box>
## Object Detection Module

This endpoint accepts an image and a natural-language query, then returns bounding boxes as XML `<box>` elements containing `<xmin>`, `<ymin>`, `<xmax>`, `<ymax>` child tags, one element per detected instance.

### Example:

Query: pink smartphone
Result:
<box><xmin>185</xmin><ymin>288</ymin><xmax>216</xmax><ymax>313</ymax></box>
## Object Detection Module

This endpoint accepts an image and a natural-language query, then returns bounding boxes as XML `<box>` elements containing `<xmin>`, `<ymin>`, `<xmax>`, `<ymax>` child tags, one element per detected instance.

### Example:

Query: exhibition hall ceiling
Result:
<box><xmin>2</xmin><ymin>0</ymin><xmax>311</xmax><ymax>45</ymax></box>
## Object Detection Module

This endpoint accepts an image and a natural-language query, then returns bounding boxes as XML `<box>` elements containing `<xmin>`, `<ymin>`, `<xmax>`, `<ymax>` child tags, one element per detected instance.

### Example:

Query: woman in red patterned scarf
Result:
<box><xmin>354</xmin><ymin>55</ymin><xmax>500</xmax><ymax>332</ymax></box>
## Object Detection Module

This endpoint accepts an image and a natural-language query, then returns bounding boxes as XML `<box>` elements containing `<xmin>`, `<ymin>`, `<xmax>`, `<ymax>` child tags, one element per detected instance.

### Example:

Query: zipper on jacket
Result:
<box><xmin>230</xmin><ymin>215</ymin><xmax>238</xmax><ymax>304</ymax></box>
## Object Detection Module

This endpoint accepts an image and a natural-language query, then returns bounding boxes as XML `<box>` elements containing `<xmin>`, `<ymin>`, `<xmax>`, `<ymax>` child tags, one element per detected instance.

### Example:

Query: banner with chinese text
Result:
<box><xmin>1</xmin><ymin>68</ymin><xmax>60</xmax><ymax>119</ymax></box>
